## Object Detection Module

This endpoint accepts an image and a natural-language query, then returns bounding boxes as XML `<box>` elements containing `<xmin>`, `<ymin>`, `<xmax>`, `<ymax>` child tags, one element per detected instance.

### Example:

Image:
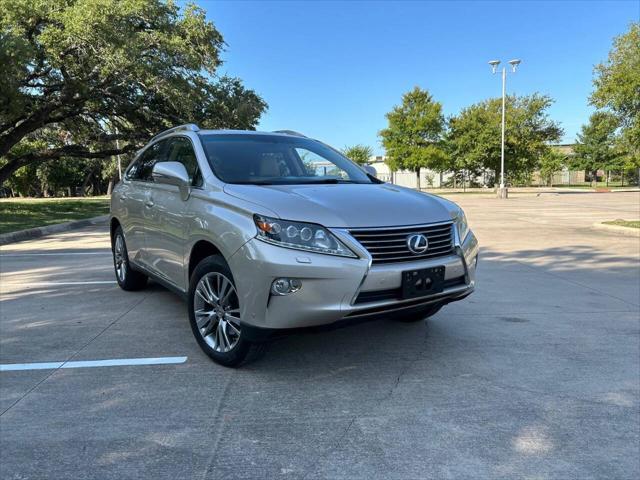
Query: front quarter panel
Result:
<box><xmin>182</xmin><ymin>188</ymin><xmax>279</xmax><ymax>287</ymax></box>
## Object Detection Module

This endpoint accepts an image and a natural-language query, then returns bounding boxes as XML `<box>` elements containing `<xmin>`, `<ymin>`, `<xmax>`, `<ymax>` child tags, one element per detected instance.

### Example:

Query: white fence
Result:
<box><xmin>374</xmin><ymin>167</ymin><xmax>589</xmax><ymax>189</ymax></box>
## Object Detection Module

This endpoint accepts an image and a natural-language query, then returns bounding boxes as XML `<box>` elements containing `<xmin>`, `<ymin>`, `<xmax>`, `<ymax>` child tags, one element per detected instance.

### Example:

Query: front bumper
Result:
<box><xmin>228</xmin><ymin>229</ymin><xmax>478</xmax><ymax>332</ymax></box>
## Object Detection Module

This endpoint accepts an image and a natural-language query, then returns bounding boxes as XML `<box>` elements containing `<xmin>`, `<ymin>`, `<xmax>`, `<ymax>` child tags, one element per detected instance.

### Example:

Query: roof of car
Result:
<box><xmin>197</xmin><ymin>129</ymin><xmax>307</xmax><ymax>137</ymax></box>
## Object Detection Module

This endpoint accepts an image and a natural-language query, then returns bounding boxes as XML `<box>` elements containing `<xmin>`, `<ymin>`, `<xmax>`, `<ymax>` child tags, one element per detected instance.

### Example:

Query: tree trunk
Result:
<box><xmin>80</xmin><ymin>169</ymin><xmax>94</xmax><ymax>197</ymax></box>
<box><xmin>416</xmin><ymin>170</ymin><xmax>421</xmax><ymax>191</ymax></box>
<box><xmin>0</xmin><ymin>160</ymin><xmax>22</xmax><ymax>186</ymax></box>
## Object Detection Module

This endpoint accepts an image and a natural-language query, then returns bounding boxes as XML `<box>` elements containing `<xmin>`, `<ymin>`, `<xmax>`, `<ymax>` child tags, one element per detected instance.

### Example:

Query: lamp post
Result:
<box><xmin>488</xmin><ymin>59</ymin><xmax>521</xmax><ymax>199</ymax></box>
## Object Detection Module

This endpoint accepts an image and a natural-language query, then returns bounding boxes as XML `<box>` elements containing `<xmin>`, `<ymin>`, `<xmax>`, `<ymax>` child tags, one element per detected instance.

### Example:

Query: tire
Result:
<box><xmin>188</xmin><ymin>255</ymin><xmax>266</xmax><ymax>367</ymax></box>
<box><xmin>395</xmin><ymin>303</ymin><xmax>443</xmax><ymax>323</ymax></box>
<box><xmin>112</xmin><ymin>225</ymin><xmax>148</xmax><ymax>291</ymax></box>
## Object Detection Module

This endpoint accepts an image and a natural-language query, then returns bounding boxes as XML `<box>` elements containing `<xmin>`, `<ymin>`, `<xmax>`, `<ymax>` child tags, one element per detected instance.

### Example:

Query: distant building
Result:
<box><xmin>552</xmin><ymin>143</ymin><xmax>576</xmax><ymax>157</ymax></box>
<box><xmin>367</xmin><ymin>156</ymin><xmax>452</xmax><ymax>188</ymax></box>
<box><xmin>367</xmin><ymin>156</ymin><xmax>482</xmax><ymax>189</ymax></box>
<box><xmin>533</xmin><ymin>143</ymin><xmax>586</xmax><ymax>185</ymax></box>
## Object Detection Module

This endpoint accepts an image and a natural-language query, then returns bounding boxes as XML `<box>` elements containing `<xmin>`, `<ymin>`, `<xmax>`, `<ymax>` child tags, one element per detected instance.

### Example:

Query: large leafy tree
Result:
<box><xmin>538</xmin><ymin>147</ymin><xmax>566</xmax><ymax>187</ymax></box>
<box><xmin>573</xmin><ymin>111</ymin><xmax>620</xmax><ymax>185</ymax></box>
<box><xmin>590</xmin><ymin>22</ymin><xmax>639</xmax><ymax>175</ymax></box>
<box><xmin>379</xmin><ymin>87</ymin><xmax>448</xmax><ymax>190</ymax></box>
<box><xmin>341</xmin><ymin>144</ymin><xmax>373</xmax><ymax>165</ymax></box>
<box><xmin>446</xmin><ymin>94</ymin><xmax>563</xmax><ymax>184</ymax></box>
<box><xmin>0</xmin><ymin>0</ymin><xmax>267</xmax><ymax>185</ymax></box>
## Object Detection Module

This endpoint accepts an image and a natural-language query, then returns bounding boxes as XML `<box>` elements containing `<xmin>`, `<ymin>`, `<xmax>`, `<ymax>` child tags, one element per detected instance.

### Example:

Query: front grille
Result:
<box><xmin>349</xmin><ymin>222</ymin><xmax>454</xmax><ymax>264</ymax></box>
<box><xmin>354</xmin><ymin>276</ymin><xmax>466</xmax><ymax>305</ymax></box>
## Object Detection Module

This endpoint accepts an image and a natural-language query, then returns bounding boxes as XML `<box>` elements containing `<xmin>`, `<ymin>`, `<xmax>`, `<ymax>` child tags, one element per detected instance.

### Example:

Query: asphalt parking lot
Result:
<box><xmin>1</xmin><ymin>191</ymin><xmax>639</xmax><ymax>480</ymax></box>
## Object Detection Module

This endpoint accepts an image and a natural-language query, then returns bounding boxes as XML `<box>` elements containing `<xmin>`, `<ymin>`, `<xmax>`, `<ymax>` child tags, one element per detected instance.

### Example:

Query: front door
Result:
<box><xmin>117</xmin><ymin>142</ymin><xmax>164</xmax><ymax>263</ymax></box>
<box><xmin>143</xmin><ymin>136</ymin><xmax>203</xmax><ymax>291</ymax></box>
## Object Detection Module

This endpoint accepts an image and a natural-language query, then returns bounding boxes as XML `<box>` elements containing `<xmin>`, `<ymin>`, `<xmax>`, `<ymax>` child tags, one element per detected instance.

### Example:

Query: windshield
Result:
<box><xmin>198</xmin><ymin>134</ymin><xmax>373</xmax><ymax>185</ymax></box>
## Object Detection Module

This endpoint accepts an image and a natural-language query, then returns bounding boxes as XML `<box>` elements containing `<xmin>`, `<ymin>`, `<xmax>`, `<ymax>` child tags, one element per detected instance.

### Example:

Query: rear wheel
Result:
<box><xmin>112</xmin><ymin>226</ymin><xmax>147</xmax><ymax>291</ymax></box>
<box><xmin>188</xmin><ymin>255</ymin><xmax>266</xmax><ymax>367</ymax></box>
<box><xmin>395</xmin><ymin>303</ymin><xmax>443</xmax><ymax>323</ymax></box>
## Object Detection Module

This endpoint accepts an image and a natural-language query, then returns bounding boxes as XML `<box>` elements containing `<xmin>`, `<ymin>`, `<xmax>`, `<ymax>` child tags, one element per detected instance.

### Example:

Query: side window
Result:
<box><xmin>125</xmin><ymin>156</ymin><xmax>143</xmax><ymax>180</ymax></box>
<box><xmin>166</xmin><ymin>137</ymin><xmax>202</xmax><ymax>186</ymax></box>
<box><xmin>137</xmin><ymin>140</ymin><xmax>168</xmax><ymax>182</ymax></box>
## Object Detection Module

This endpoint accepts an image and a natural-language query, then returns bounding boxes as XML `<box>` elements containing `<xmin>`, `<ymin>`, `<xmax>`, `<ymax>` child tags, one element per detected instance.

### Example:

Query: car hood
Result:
<box><xmin>223</xmin><ymin>183</ymin><xmax>456</xmax><ymax>228</ymax></box>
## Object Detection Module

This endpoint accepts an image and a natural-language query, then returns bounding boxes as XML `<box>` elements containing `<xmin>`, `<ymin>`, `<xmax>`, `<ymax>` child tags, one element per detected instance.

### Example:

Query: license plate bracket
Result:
<box><xmin>401</xmin><ymin>266</ymin><xmax>446</xmax><ymax>299</ymax></box>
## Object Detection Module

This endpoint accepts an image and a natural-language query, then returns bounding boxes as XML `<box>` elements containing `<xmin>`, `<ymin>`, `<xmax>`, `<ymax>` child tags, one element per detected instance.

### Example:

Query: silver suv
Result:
<box><xmin>110</xmin><ymin>124</ymin><xmax>478</xmax><ymax>366</ymax></box>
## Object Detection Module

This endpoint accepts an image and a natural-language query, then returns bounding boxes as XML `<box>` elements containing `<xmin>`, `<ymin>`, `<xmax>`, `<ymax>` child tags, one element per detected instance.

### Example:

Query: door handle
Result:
<box><xmin>145</xmin><ymin>200</ymin><xmax>154</xmax><ymax>208</ymax></box>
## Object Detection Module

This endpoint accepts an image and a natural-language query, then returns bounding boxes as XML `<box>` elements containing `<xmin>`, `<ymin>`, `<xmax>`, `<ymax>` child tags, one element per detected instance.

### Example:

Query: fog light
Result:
<box><xmin>271</xmin><ymin>278</ymin><xmax>302</xmax><ymax>296</ymax></box>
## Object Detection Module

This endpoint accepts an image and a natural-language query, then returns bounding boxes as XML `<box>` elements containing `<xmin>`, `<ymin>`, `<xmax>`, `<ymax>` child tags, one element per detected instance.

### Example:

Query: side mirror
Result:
<box><xmin>362</xmin><ymin>164</ymin><xmax>377</xmax><ymax>177</ymax></box>
<box><xmin>152</xmin><ymin>161</ymin><xmax>191</xmax><ymax>199</ymax></box>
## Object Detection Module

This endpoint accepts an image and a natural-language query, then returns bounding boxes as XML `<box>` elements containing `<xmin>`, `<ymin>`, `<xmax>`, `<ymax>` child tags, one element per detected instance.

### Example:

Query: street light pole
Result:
<box><xmin>115</xmin><ymin>126</ymin><xmax>122</xmax><ymax>181</ymax></box>
<box><xmin>500</xmin><ymin>66</ymin><xmax>506</xmax><ymax>193</ymax></box>
<box><xmin>489</xmin><ymin>59</ymin><xmax>521</xmax><ymax>199</ymax></box>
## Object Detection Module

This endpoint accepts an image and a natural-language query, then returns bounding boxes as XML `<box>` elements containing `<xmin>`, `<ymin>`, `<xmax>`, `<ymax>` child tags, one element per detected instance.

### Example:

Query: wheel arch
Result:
<box><xmin>188</xmin><ymin>240</ymin><xmax>226</xmax><ymax>281</ymax></box>
<box><xmin>110</xmin><ymin>217</ymin><xmax>121</xmax><ymax>244</ymax></box>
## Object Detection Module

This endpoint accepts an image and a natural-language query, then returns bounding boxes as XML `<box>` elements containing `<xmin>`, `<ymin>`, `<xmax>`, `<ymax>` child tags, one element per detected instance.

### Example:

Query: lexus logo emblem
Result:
<box><xmin>406</xmin><ymin>233</ymin><xmax>429</xmax><ymax>254</ymax></box>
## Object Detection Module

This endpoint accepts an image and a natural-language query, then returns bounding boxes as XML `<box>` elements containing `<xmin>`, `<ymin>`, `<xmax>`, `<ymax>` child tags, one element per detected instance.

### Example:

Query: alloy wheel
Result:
<box><xmin>193</xmin><ymin>272</ymin><xmax>242</xmax><ymax>352</ymax></box>
<box><xmin>114</xmin><ymin>234</ymin><xmax>126</xmax><ymax>282</ymax></box>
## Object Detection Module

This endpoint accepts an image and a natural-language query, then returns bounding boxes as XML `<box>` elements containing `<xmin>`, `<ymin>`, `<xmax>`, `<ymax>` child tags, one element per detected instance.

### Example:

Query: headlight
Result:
<box><xmin>453</xmin><ymin>209</ymin><xmax>469</xmax><ymax>242</ymax></box>
<box><xmin>254</xmin><ymin>215</ymin><xmax>357</xmax><ymax>258</ymax></box>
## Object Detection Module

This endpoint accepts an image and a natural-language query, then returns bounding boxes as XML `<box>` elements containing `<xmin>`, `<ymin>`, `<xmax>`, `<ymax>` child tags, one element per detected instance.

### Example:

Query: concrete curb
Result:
<box><xmin>0</xmin><ymin>215</ymin><xmax>110</xmax><ymax>246</ymax></box>
<box><xmin>592</xmin><ymin>222</ymin><xmax>640</xmax><ymax>237</ymax></box>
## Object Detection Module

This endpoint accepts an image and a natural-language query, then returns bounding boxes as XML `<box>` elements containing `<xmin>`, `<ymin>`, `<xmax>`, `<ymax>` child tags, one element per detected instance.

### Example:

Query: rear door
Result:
<box><xmin>143</xmin><ymin>136</ymin><xmax>203</xmax><ymax>290</ymax></box>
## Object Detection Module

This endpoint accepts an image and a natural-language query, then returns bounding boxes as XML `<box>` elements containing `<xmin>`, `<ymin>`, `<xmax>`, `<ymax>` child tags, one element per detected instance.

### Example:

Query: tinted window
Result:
<box><xmin>124</xmin><ymin>140</ymin><xmax>167</xmax><ymax>182</ymax></box>
<box><xmin>166</xmin><ymin>137</ymin><xmax>202</xmax><ymax>186</ymax></box>
<box><xmin>125</xmin><ymin>155</ymin><xmax>143</xmax><ymax>180</ymax></box>
<box><xmin>137</xmin><ymin>140</ymin><xmax>168</xmax><ymax>181</ymax></box>
<box><xmin>198</xmin><ymin>134</ymin><xmax>372</xmax><ymax>185</ymax></box>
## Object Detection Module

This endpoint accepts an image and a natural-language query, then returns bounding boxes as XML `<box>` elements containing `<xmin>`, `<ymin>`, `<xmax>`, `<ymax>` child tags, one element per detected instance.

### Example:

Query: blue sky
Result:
<box><xmin>198</xmin><ymin>0</ymin><xmax>638</xmax><ymax>154</ymax></box>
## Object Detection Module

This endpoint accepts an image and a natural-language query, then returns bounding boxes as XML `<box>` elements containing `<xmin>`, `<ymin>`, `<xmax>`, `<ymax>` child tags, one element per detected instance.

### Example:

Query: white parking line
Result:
<box><xmin>0</xmin><ymin>252</ymin><xmax>111</xmax><ymax>257</ymax></box>
<box><xmin>0</xmin><ymin>356</ymin><xmax>188</xmax><ymax>371</ymax></box>
<box><xmin>1</xmin><ymin>281</ymin><xmax>117</xmax><ymax>286</ymax></box>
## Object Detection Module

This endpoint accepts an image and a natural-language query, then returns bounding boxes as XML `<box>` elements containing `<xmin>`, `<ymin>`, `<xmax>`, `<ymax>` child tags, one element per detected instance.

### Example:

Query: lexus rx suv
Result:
<box><xmin>110</xmin><ymin>124</ymin><xmax>479</xmax><ymax>366</ymax></box>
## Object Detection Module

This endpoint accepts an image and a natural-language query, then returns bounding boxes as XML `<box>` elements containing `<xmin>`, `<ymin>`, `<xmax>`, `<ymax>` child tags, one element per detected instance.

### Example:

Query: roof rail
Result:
<box><xmin>151</xmin><ymin>124</ymin><xmax>200</xmax><ymax>143</ymax></box>
<box><xmin>272</xmin><ymin>130</ymin><xmax>307</xmax><ymax>138</ymax></box>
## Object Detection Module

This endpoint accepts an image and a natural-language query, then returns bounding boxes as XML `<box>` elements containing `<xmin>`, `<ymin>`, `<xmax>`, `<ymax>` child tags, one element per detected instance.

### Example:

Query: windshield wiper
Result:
<box><xmin>229</xmin><ymin>180</ymin><xmax>277</xmax><ymax>185</ymax></box>
<box><xmin>229</xmin><ymin>178</ymin><xmax>362</xmax><ymax>186</ymax></box>
<box><xmin>297</xmin><ymin>178</ymin><xmax>359</xmax><ymax>184</ymax></box>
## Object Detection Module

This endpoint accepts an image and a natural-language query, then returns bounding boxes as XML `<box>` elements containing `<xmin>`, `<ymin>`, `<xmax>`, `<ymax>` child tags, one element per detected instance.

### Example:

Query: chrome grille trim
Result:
<box><xmin>349</xmin><ymin>222</ymin><xmax>455</xmax><ymax>264</ymax></box>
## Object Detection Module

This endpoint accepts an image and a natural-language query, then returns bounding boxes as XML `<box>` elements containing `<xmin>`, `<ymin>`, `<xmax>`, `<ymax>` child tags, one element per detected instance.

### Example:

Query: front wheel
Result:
<box><xmin>188</xmin><ymin>255</ymin><xmax>265</xmax><ymax>367</ymax></box>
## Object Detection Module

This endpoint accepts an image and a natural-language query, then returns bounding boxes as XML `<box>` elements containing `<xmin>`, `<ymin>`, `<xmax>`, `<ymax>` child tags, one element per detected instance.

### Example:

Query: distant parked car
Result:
<box><xmin>110</xmin><ymin>125</ymin><xmax>479</xmax><ymax>366</ymax></box>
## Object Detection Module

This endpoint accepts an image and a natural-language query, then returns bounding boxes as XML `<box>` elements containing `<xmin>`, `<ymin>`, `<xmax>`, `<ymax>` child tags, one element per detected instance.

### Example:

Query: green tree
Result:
<box><xmin>538</xmin><ymin>148</ymin><xmax>566</xmax><ymax>187</ymax></box>
<box><xmin>379</xmin><ymin>87</ymin><xmax>448</xmax><ymax>190</ymax></box>
<box><xmin>0</xmin><ymin>0</ymin><xmax>267</xmax><ymax>186</ymax></box>
<box><xmin>590</xmin><ymin>22</ymin><xmax>640</xmax><ymax>179</ymax></box>
<box><xmin>574</xmin><ymin>111</ymin><xmax>620</xmax><ymax>186</ymax></box>
<box><xmin>446</xmin><ymin>94</ymin><xmax>563</xmax><ymax>184</ymax></box>
<box><xmin>341</xmin><ymin>144</ymin><xmax>373</xmax><ymax>165</ymax></box>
